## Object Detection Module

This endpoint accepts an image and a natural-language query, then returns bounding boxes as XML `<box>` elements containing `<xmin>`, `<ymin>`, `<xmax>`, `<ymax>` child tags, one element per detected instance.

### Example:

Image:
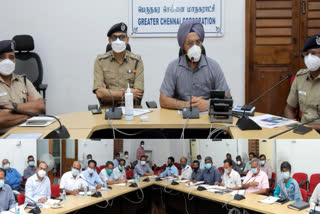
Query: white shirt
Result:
<box><xmin>112</xmin><ymin>167</ymin><xmax>126</xmax><ymax>180</ymax></box>
<box><xmin>180</xmin><ymin>165</ymin><xmax>192</xmax><ymax>180</ymax></box>
<box><xmin>310</xmin><ymin>183</ymin><xmax>320</xmax><ymax>206</ymax></box>
<box><xmin>99</xmin><ymin>168</ymin><xmax>114</xmax><ymax>183</ymax></box>
<box><xmin>60</xmin><ymin>171</ymin><xmax>87</xmax><ymax>191</ymax></box>
<box><xmin>222</xmin><ymin>169</ymin><xmax>241</xmax><ymax>189</ymax></box>
<box><xmin>25</xmin><ymin>174</ymin><xmax>51</xmax><ymax>203</ymax></box>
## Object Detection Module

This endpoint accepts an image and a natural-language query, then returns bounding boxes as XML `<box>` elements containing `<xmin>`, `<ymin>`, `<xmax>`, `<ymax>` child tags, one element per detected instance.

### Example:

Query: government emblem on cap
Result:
<box><xmin>11</xmin><ymin>42</ymin><xmax>14</xmax><ymax>50</ymax></box>
<box><xmin>316</xmin><ymin>36</ymin><xmax>320</xmax><ymax>45</ymax></box>
<box><xmin>121</xmin><ymin>24</ymin><xmax>126</xmax><ymax>32</ymax></box>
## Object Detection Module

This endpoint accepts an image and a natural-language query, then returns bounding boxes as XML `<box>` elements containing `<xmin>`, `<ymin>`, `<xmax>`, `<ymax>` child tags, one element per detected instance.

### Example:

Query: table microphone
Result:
<box><xmin>310</xmin><ymin>202</ymin><xmax>320</xmax><ymax>214</ymax></box>
<box><xmin>105</xmin><ymin>85</ymin><xmax>122</xmax><ymax>120</ymax></box>
<box><xmin>0</xmin><ymin>105</ymin><xmax>70</xmax><ymax>139</ymax></box>
<box><xmin>24</xmin><ymin>194</ymin><xmax>42</xmax><ymax>214</ymax></box>
<box><xmin>234</xmin><ymin>175</ymin><xmax>254</xmax><ymax>201</ymax></box>
<box><xmin>182</xmin><ymin>95</ymin><xmax>200</xmax><ymax>119</ymax></box>
<box><xmin>79</xmin><ymin>175</ymin><xmax>102</xmax><ymax>197</ymax></box>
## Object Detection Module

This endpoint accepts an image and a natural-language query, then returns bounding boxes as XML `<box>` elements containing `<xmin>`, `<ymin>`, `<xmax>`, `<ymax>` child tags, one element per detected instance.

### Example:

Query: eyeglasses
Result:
<box><xmin>301</xmin><ymin>51</ymin><xmax>320</xmax><ymax>57</ymax></box>
<box><xmin>185</xmin><ymin>39</ymin><xmax>201</xmax><ymax>47</ymax></box>
<box><xmin>111</xmin><ymin>35</ymin><xmax>127</xmax><ymax>41</ymax></box>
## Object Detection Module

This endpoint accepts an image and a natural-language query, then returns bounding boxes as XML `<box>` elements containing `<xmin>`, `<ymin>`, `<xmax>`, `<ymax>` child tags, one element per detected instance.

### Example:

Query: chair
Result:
<box><xmin>99</xmin><ymin>165</ymin><xmax>105</xmax><ymax>172</ymax></box>
<box><xmin>12</xmin><ymin>35</ymin><xmax>48</xmax><ymax>99</ymax></box>
<box><xmin>174</xmin><ymin>163</ymin><xmax>181</xmax><ymax>170</ymax></box>
<box><xmin>218</xmin><ymin>167</ymin><xmax>223</xmax><ymax>174</ymax></box>
<box><xmin>270</xmin><ymin>172</ymin><xmax>276</xmax><ymax>190</ymax></box>
<box><xmin>289</xmin><ymin>75</ymin><xmax>302</xmax><ymax>120</ymax></box>
<box><xmin>308</xmin><ymin>174</ymin><xmax>320</xmax><ymax>197</ymax></box>
<box><xmin>17</xmin><ymin>192</ymin><xmax>25</xmax><ymax>205</ymax></box>
<box><xmin>126</xmin><ymin>170</ymin><xmax>134</xmax><ymax>178</ymax></box>
<box><xmin>292</xmin><ymin>173</ymin><xmax>308</xmax><ymax>190</ymax></box>
<box><xmin>300</xmin><ymin>188</ymin><xmax>308</xmax><ymax>202</ymax></box>
<box><xmin>50</xmin><ymin>184</ymin><xmax>60</xmax><ymax>198</ymax></box>
<box><xmin>95</xmin><ymin>167</ymin><xmax>101</xmax><ymax>174</ymax></box>
<box><xmin>106</xmin><ymin>43</ymin><xmax>131</xmax><ymax>52</ymax></box>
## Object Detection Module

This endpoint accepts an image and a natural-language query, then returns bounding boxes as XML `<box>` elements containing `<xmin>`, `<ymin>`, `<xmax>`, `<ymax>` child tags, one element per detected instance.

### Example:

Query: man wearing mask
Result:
<box><xmin>113</xmin><ymin>153</ymin><xmax>121</xmax><ymax>168</ymax></box>
<box><xmin>2</xmin><ymin>159</ymin><xmax>22</xmax><ymax>191</ymax></box>
<box><xmin>93</xmin><ymin>22</ymin><xmax>144</xmax><ymax>107</ymax></box>
<box><xmin>160</xmin><ymin>20</ymin><xmax>230</xmax><ymax>112</ymax></box>
<box><xmin>197</xmin><ymin>155</ymin><xmax>205</xmax><ymax>170</ymax></box>
<box><xmin>259</xmin><ymin>154</ymin><xmax>272</xmax><ymax>180</ymax></box>
<box><xmin>100</xmin><ymin>161</ymin><xmax>123</xmax><ymax>185</ymax></box>
<box><xmin>136</xmin><ymin>141</ymin><xmax>146</xmax><ymax>160</ymax></box>
<box><xmin>241</xmin><ymin>158</ymin><xmax>269</xmax><ymax>195</ymax></box>
<box><xmin>23</xmin><ymin>155</ymin><xmax>37</xmax><ymax>180</ymax></box>
<box><xmin>160</xmin><ymin>157</ymin><xmax>179</xmax><ymax>177</ymax></box>
<box><xmin>0</xmin><ymin>168</ymin><xmax>16</xmax><ymax>212</ymax></box>
<box><xmin>0</xmin><ymin>40</ymin><xmax>45</xmax><ymax>136</ymax></box>
<box><xmin>215</xmin><ymin>159</ymin><xmax>241</xmax><ymax>190</ymax></box>
<box><xmin>25</xmin><ymin>161</ymin><xmax>51</xmax><ymax>204</ymax></box>
<box><xmin>112</xmin><ymin>159</ymin><xmax>127</xmax><ymax>182</ymax></box>
<box><xmin>179</xmin><ymin>157</ymin><xmax>192</xmax><ymax>180</ymax></box>
<box><xmin>123</xmin><ymin>151</ymin><xmax>132</xmax><ymax>170</ymax></box>
<box><xmin>81</xmin><ymin>160</ymin><xmax>103</xmax><ymax>190</ymax></box>
<box><xmin>60</xmin><ymin>161</ymin><xmax>87</xmax><ymax>195</ymax></box>
<box><xmin>234</xmin><ymin>155</ymin><xmax>246</xmax><ymax>175</ymax></box>
<box><xmin>196</xmin><ymin>156</ymin><xmax>221</xmax><ymax>185</ymax></box>
<box><xmin>243</xmin><ymin>152</ymin><xmax>256</xmax><ymax>175</ymax></box>
<box><xmin>191</xmin><ymin>160</ymin><xmax>202</xmax><ymax>181</ymax></box>
<box><xmin>134</xmin><ymin>155</ymin><xmax>154</xmax><ymax>177</ymax></box>
<box><xmin>285</xmin><ymin>34</ymin><xmax>320</xmax><ymax>131</ymax></box>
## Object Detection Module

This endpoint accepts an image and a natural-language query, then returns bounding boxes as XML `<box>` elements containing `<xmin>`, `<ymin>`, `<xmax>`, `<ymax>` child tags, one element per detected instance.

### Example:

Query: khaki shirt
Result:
<box><xmin>93</xmin><ymin>50</ymin><xmax>144</xmax><ymax>106</ymax></box>
<box><xmin>0</xmin><ymin>74</ymin><xmax>42</xmax><ymax>134</ymax></box>
<box><xmin>287</xmin><ymin>69</ymin><xmax>320</xmax><ymax>124</ymax></box>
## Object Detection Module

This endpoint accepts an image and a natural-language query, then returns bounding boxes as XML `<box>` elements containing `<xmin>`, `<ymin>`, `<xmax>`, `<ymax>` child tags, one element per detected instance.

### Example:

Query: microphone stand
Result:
<box><xmin>105</xmin><ymin>85</ymin><xmax>122</xmax><ymax>119</ymax></box>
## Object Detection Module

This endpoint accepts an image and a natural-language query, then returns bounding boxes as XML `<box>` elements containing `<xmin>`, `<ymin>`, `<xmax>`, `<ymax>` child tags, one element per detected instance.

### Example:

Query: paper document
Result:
<box><xmin>258</xmin><ymin>196</ymin><xmax>279</xmax><ymax>204</ymax></box>
<box><xmin>112</xmin><ymin>183</ymin><xmax>127</xmax><ymax>186</ymax></box>
<box><xmin>231</xmin><ymin>190</ymin><xmax>245</xmax><ymax>196</ymax></box>
<box><xmin>250</xmin><ymin>114</ymin><xmax>297</xmax><ymax>128</ymax></box>
<box><xmin>120</xmin><ymin>107</ymin><xmax>152</xmax><ymax>117</ymax></box>
<box><xmin>19</xmin><ymin>116</ymin><xmax>56</xmax><ymax>127</ymax></box>
<box><xmin>5</xmin><ymin>133</ymin><xmax>43</xmax><ymax>139</ymax></box>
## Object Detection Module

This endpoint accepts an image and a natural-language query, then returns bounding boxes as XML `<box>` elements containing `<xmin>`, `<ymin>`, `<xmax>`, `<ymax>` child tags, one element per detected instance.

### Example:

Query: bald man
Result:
<box><xmin>2</xmin><ymin>159</ymin><xmax>22</xmax><ymax>191</ymax></box>
<box><xmin>60</xmin><ymin>161</ymin><xmax>87</xmax><ymax>195</ymax></box>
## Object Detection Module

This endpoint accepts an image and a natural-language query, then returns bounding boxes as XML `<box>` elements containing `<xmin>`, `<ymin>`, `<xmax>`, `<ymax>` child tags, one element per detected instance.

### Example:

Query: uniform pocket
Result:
<box><xmin>0</xmin><ymin>93</ymin><xmax>10</xmax><ymax>105</ymax></box>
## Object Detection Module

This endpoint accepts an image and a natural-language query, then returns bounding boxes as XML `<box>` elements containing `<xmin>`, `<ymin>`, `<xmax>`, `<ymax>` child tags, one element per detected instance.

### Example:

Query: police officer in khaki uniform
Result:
<box><xmin>93</xmin><ymin>23</ymin><xmax>144</xmax><ymax>107</ymax></box>
<box><xmin>285</xmin><ymin>34</ymin><xmax>320</xmax><ymax>131</ymax></box>
<box><xmin>0</xmin><ymin>40</ymin><xmax>45</xmax><ymax>135</ymax></box>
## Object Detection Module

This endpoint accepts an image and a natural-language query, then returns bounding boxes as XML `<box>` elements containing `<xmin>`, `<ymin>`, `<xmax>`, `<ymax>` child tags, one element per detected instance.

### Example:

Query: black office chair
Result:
<box><xmin>106</xmin><ymin>43</ymin><xmax>131</xmax><ymax>52</ymax></box>
<box><xmin>12</xmin><ymin>35</ymin><xmax>48</xmax><ymax>99</ymax></box>
<box><xmin>178</xmin><ymin>46</ymin><xmax>206</xmax><ymax>57</ymax></box>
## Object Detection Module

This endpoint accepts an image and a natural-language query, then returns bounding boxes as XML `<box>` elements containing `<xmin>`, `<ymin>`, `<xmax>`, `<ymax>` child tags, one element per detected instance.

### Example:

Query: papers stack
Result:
<box><xmin>250</xmin><ymin>114</ymin><xmax>297</xmax><ymax>128</ymax></box>
<box><xmin>258</xmin><ymin>196</ymin><xmax>279</xmax><ymax>204</ymax></box>
<box><xmin>19</xmin><ymin>116</ymin><xmax>56</xmax><ymax>127</ymax></box>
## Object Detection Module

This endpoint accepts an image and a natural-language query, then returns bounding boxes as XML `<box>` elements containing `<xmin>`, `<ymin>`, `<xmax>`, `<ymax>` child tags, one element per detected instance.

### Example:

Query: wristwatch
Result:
<box><xmin>12</xmin><ymin>102</ymin><xmax>18</xmax><ymax>112</ymax></box>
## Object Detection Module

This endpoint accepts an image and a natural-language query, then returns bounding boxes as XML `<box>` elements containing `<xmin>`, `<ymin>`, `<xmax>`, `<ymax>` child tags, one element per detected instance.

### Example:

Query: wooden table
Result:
<box><xmin>3</xmin><ymin>109</ymin><xmax>319</xmax><ymax>139</ymax></box>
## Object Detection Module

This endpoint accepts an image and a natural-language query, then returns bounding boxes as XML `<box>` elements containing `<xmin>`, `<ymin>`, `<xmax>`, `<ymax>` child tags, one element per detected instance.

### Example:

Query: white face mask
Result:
<box><xmin>237</xmin><ymin>161</ymin><xmax>241</xmax><ymax>165</ymax></box>
<box><xmin>111</xmin><ymin>38</ymin><xmax>126</xmax><ymax>53</ymax></box>
<box><xmin>0</xmin><ymin>59</ymin><xmax>15</xmax><ymax>76</ymax></box>
<box><xmin>141</xmin><ymin>145</ymin><xmax>144</xmax><ymax>148</ymax></box>
<box><xmin>304</xmin><ymin>54</ymin><xmax>320</xmax><ymax>71</ymax></box>
<box><xmin>141</xmin><ymin>161</ymin><xmax>146</xmax><ymax>166</ymax></box>
<box><xmin>87</xmin><ymin>168</ymin><xmax>94</xmax><ymax>174</ymax></box>
<box><xmin>38</xmin><ymin>170</ymin><xmax>46</xmax><ymax>178</ymax></box>
<box><xmin>187</xmin><ymin>45</ymin><xmax>202</xmax><ymax>62</ymax></box>
<box><xmin>71</xmin><ymin>168</ymin><xmax>80</xmax><ymax>177</ymax></box>
<box><xmin>125</xmin><ymin>155</ymin><xmax>128</xmax><ymax>159</ymax></box>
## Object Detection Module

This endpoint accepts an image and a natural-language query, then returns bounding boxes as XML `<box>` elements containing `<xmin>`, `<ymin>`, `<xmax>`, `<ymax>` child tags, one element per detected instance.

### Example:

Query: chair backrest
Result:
<box><xmin>309</xmin><ymin>173</ymin><xmax>320</xmax><ymax>195</ymax></box>
<box><xmin>99</xmin><ymin>165</ymin><xmax>105</xmax><ymax>172</ymax></box>
<box><xmin>106</xmin><ymin>43</ymin><xmax>131</xmax><ymax>52</ymax></box>
<box><xmin>126</xmin><ymin>170</ymin><xmax>134</xmax><ymax>178</ymax></box>
<box><xmin>12</xmin><ymin>35</ymin><xmax>43</xmax><ymax>89</ymax></box>
<box><xmin>174</xmin><ymin>163</ymin><xmax>181</xmax><ymax>170</ymax></box>
<box><xmin>300</xmin><ymin>188</ymin><xmax>308</xmax><ymax>202</ymax></box>
<box><xmin>50</xmin><ymin>184</ymin><xmax>60</xmax><ymax>198</ymax></box>
<box><xmin>270</xmin><ymin>172</ymin><xmax>276</xmax><ymax>189</ymax></box>
<box><xmin>96</xmin><ymin>167</ymin><xmax>101</xmax><ymax>174</ymax></box>
<box><xmin>17</xmin><ymin>192</ymin><xmax>25</xmax><ymax>205</ymax></box>
<box><xmin>293</xmin><ymin>173</ymin><xmax>308</xmax><ymax>189</ymax></box>
<box><xmin>218</xmin><ymin>167</ymin><xmax>223</xmax><ymax>174</ymax></box>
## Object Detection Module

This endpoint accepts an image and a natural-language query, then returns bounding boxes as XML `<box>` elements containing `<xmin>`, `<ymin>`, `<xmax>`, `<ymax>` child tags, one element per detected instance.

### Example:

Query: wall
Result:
<box><xmin>0</xmin><ymin>140</ymin><xmax>37</xmax><ymax>175</ymax></box>
<box><xmin>0</xmin><ymin>0</ymin><xmax>245</xmax><ymax>115</ymax></box>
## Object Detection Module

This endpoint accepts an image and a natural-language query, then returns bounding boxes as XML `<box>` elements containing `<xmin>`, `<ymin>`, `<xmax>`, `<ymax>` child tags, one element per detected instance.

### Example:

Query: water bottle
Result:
<box><xmin>84</xmin><ymin>184</ymin><xmax>88</xmax><ymax>195</ymax></box>
<box><xmin>62</xmin><ymin>189</ymin><xmax>66</xmax><ymax>201</ymax></box>
<box><xmin>104</xmin><ymin>182</ymin><xmax>107</xmax><ymax>189</ymax></box>
<box><xmin>125</xmin><ymin>83</ymin><xmax>134</xmax><ymax>121</ymax></box>
<box><xmin>15</xmin><ymin>203</ymin><xmax>20</xmax><ymax>214</ymax></box>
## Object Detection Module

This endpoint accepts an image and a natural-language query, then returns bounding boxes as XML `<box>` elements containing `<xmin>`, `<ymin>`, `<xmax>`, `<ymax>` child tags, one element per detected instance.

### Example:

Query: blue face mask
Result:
<box><xmin>107</xmin><ymin>169</ymin><xmax>113</xmax><ymax>176</ymax></box>
<box><xmin>251</xmin><ymin>168</ymin><xmax>258</xmax><ymax>174</ymax></box>
<box><xmin>224</xmin><ymin>168</ymin><xmax>230</xmax><ymax>174</ymax></box>
<box><xmin>260</xmin><ymin>161</ymin><xmax>265</xmax><ymax>165</ymax></box>
<box><xmin>0</xmin><ymin>179</ymin><xmax>4</xmax><ymax>188</ymax></box>
<box><xmin>119</xmin><ymin>166</ymin><xmax>124</xmax><ymax>171</ymax></box>
<box><xmin>205</xmin><ymin>163</ymin><xmax>212</xmax><ymax>170</ymax></box>
<box><xmin>29</xmin><ymin>161</ymin><xmax>35</xmax><ymax>167</ymax></box>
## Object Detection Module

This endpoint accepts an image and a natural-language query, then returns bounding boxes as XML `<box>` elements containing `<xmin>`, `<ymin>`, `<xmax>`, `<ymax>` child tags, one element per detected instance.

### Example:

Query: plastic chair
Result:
<box><xmin>17</xmin><ymin>192</ymin><xmax>25</xmax><ymax>205</ymax></box>
<box><xmin>99</xmin><ymin>165</ymin><xmax>105</xmax><ymax>172</ymax></box>
<box><xmin>51</xmin><ymin>184</ymin><xmax>60</xmax><ymax>198</ymax></box>
<box><xmin>126</xmin><ymin>170</ymin><xmax>134</xmax><ymax>178</ymax></box>
<box><xmin>95</xmin><ymin>167</ymin><xmax>101</xmax><ymax>174</ymax></box>
<box><xmin>300</xmin><ymin>188</ymin><xmax>308</xmax><ymax>202</ymax></box>
<box><xmin>308</xmin><ymin>174</ymin><xmax>320</xmax><ymax>197</ymax></box>
<box><xmin>292</xmin><ymin>173</ymin><xmax>308</xmax><ymax>190</ymax></box>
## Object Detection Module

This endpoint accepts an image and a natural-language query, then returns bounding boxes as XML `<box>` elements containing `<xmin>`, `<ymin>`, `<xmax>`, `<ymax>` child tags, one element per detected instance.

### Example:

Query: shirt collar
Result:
<box><xmin>307</xmin><ymin>71</ymin><xmax>320</xmax><ymax>80</ymax></box>
<box><xmin>0</xmin><ymin>73</ymin><xmax>19</xmax><ymax>84</ymax></box>
<box><xmin>110</xmin><ymin>50</ymin><xmax>129</xmax><ymax>62</ymax></box>
<box><xmin>178</xmin><ymin>55</ymin><xmax>207</xmax><ymax>71</ymax></box>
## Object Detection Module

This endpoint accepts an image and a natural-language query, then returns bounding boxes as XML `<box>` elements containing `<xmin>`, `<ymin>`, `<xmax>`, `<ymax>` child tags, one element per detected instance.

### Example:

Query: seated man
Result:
<box><xmin>274</xmin><ymin>161</ymin><xmax>302</xmax><ymax>202</ymax></box>
<box><xmin>243</xmin><ymin>152</ymin><xmax>256</xmax><ymax>175</ymax></box>
<box><xmin>2</xmin><ymin>159</ymin><xmax>22</xmax><ymax>191</ymax></box>
<box><xmin>215</xmin><ymin>159</ymin><xmax>241</xmax><ymax>190</ymax></box>
<box><xmin>259</xmin><ymin>154</ymin><xmax>272</xmax><ymax>180</ymax></box>
<box><xmin>234</xmin><ymin>155</ymin><xmax>245</xmax><ymax>175</ymax></box>
<box><xmin>112</xmin><ymin>159</ymin><xmax>127</xmax><ymax>182</ymax></box>
<box><xmin>86</xmin><ymin>154</ymin><xmax>92</xmax><ymax>169</ymax></box>
<box><xmin>81</xmin><ymin>160</ymin><xmax>103</xmax><ymax>190</ymax></box>
<box><xmin>113</xmin><ymin>153</ymin><xmax>120</xmax><ymax>168</ymax></box>
<box><xmin>310</xmin><ymin>181</ymin><xmax>320</xmax><ymax>207</ymax></box>
<box><xmin>25</xmin><ymin>161</ymin><xmax>51</xmax><ymax>204</ymax></box>
<box><xmin>23</xmin><ymin>155</ymin><xmax>37</xmax><ymax>180</ymax></box>
<box><xmin>60</xmin><ymin>161</ymin><xmax>87</xmax><ymax>195</ymax></box>
<box><xmin>100</xmin><ymin>161</ymin><xmax>125</xmax><ymax>185</ymax></box>
<box><xmin>196</xmin><ymin>156</ymin><xmax>221</xmax><ymax>185</ymax></box>
<box><xmin>160</xmin><ymin>20</ymin><xmax>230</xmax><ymax>112</ymax></box>
<box><xmin>0</xmin><ymin>168</ymin><xmax>16</xmax><ymax>212</ymax></box>
<box><xmin>93</xmin><ymin>22</ymin><xmax>144</xmax><ymax>107</ymax></box>
<box><xmin>179</xmin><ymin>157</ymin><xmax>192</xmax><ymax>180</ymax></box>
<box><xmin>123</xmin><ymin>151</ymin><xmax>132</xmax><ymax>170</ymax></box>
<box><xmin>241</xmin><ymin>158</ymin><xmax>269</xmax><ymax>195</ymax></box>
<box><xmin>284</xmin><ymin>34</ymin><xmax>320</xmax><ymax>131</ymax></box>
<box><xmin>191</xmin><ymin>160</ymin><xmax>202</xmax><ymax>181</ymax></box>
<box><xmin>160</xmin><ymin>157</ymin><xmax>179</xmax><ymax>177</ymax></box>
<box><xmin>0</xmin><ymin>40</ymin><xmax>45</xmax><ymax>136</ymax></box>
<box><xmin>197</xmin><ymin>155</ymin><xmax>205</xmax><ymax>170</ymax></box>
<box><xmin>134</xmin><ymin>155</ymin><xmax>154</xmax><ymax>177</ymax></box>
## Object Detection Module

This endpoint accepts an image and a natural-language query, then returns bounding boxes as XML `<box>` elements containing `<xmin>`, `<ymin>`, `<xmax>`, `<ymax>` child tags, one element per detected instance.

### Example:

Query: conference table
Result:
<box><xmin>2</xmin><ymin>108</ymin><xmax>320</xmax><ymax>139</ymax></box>
<box><xmin>26</xmin><ymin>178</ymin><xmax>309</xmax><ymax>214</ymax></box>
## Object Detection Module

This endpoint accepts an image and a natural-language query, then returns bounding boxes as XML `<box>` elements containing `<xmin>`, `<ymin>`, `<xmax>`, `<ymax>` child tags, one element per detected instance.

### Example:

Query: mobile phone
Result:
<box><xmin>91</xmin><ymin>108</ymin><xmax>102</xmax><ymax>115</ymax></box>
<box><xmin>293</xmin><ymin>126</ymin><xmax>312</xmax><ymax>135</ymax></box>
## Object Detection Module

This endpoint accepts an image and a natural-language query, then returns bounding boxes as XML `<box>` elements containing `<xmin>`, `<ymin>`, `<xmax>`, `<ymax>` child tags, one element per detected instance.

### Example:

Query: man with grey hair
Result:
<box><xmin>179</xmin><ymin>157</ymin><xmax>192</xmax><ymax>180</ymax></box>
<box><xmin>241</xmin><ymin>158</ymin><xmax>269</xmax><ymax>195</ymax></box>
<box><xmin>60</xmin><ymin>161</ymin><xmax>87</xmax><ymax>195</ymax></box>
<box><xmin>195</xmin><ymin>156</ymin><xmax>221</xmax><ymax>185</ymax></box>
<box><xmin>160</xmin><ymin>20</ymin><xmax>230</xmax><ymax>112</ymax></box>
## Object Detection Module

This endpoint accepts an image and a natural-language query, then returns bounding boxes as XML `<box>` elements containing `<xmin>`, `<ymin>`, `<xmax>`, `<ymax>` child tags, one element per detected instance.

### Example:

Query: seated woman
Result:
<box><xmin>274</xmin><ymin>161</ymin><xmax>302</xmax><ymax>202</ymax></box>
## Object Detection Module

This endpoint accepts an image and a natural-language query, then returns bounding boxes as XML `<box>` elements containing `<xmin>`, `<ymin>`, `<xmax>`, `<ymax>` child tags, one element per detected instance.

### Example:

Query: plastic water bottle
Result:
<box><xmin>84</xmin><ymin>184</ymin><xmax>88</xmax><ymax>195</ymax></box>
<box><xmin>135</xmin><ymin>175</ymin><xmax>140</xmax><ymax>183</ymax></box>
<box><xmin>15</xmin><ymin>203</ymin><xmax>20</xmax><ymax>214</ymax></box>
<box><xmin>104</xmin><ymin>182</ymin><xmax>107</xmax><ymax>189</ymax></box>
<box><xmin>125</xmin><ymin>83</ymin><xmax>134</xmax><ymax>121</ymax></box>
<box><xmin>62</xmin><ymin>189</ymin><xmax>66</xmax><ymax>201</ymax></box>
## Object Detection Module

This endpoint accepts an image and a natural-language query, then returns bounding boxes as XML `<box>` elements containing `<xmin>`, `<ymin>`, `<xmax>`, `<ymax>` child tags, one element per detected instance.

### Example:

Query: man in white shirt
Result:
<box><xmin>197</xmin><ymin>155</ymin><xmax>205</xmax><ymax>170</ymax></box>
<box><xmin>179</xmin><ymin>157</ymin><xmax>192</xmax><ymax>180</ymax></box>
<box><xmin>215</xmin><ymin>159</ymin><xmax>241</xmax><ymax>190</ymax></box>
<box><xmin>112</xmin><ymin>159</ymin><xmax>127</xmax><ymax>182</ymax></box>
<box><xmin>259</xmin><ymin>154</ymin><xmax>273</xmax><ymax>180</ymax></box>
<box><xmin>60</xmin><ymin>161</ymin><xmax>87</xmax><ymax>195</ymax></box>
<box><xmin>25</xmin><ymin>161</ymin><xmax>51</xmax><ymax>204</ymax></box>
<box><xmin>99</xmin><ymin>161</ymin><xmax>127</xmax><ymax>185</ymax></box>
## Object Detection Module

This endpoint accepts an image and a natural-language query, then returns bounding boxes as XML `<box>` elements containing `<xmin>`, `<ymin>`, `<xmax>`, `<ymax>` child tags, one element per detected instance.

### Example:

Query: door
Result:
<box><xmin>190</xmin><ymin>139</ymin><xmax>199</xmax><ymax>161</ymax></box>
<box><xmin>61</xmin><ymin>139</ymin><xmax>78</xmax><ymax>175</ymax></box>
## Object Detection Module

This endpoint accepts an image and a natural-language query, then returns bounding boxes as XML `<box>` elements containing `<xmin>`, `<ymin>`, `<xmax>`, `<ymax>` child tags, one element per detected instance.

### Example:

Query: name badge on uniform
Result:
<box><xmin>0</xmin><ymin>92</ymin><xmax>8</xmax><ymax>97</ymax></box>
<box><xmin>298</xmin><ymin>91</ymin><xmax>307</xmax><ymax>96</ymax></box>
